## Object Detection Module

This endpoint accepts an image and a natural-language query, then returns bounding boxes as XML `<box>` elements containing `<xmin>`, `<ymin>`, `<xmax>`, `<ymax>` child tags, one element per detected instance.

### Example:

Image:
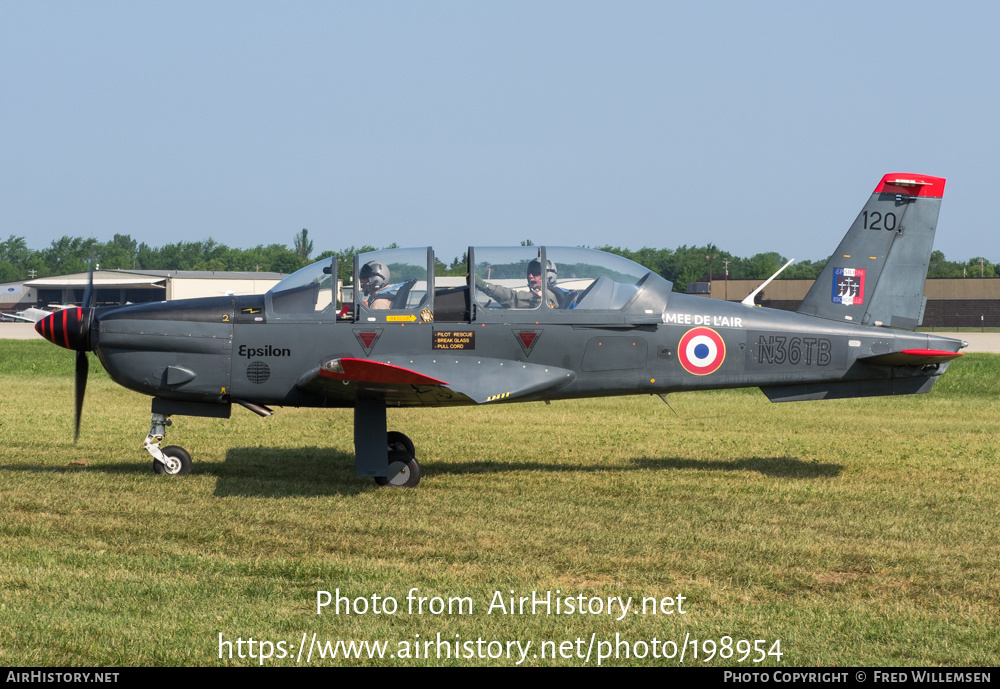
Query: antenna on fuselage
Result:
<box><xmin>741</xmin><ymin>258</ymin><xmax>795</xmax><ymax>307</ymax></box>
<box><xmin>657</xmin><ymin>393</ymin><xmax>681</xmax><ymax>418</ymax></box>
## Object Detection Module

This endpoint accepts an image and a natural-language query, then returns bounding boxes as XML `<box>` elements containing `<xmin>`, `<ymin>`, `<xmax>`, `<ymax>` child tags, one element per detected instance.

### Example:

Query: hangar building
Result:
<box><xmin>701</xmin><ymin>278</ymin><xmax>1000</xmax><ymax>328</ymax></box>
<box><xmin>1</xmin><ymin>268</ymin><xmax>287</xmax><ymax>315</ymax></box>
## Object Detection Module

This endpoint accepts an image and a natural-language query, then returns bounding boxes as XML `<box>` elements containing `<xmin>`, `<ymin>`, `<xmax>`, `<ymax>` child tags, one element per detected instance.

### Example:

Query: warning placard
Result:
<box><xmin>433</xmin><ymin>330</ymin><xmax>475</xmax><ymax>350</ymax></box>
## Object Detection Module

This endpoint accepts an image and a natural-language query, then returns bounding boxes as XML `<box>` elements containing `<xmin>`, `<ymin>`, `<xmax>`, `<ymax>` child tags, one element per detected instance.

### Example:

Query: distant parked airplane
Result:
<box><xmin>2</xmin><ymin>305</ymin><xmax>73</xmax><ymax>323</ymax></box>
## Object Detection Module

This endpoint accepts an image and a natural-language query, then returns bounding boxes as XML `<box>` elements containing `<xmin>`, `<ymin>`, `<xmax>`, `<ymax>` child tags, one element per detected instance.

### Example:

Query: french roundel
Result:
<box><xmin>678</xmin><ymin>327</ymin><xmax>726</xmax><ymax>375</ymax></box>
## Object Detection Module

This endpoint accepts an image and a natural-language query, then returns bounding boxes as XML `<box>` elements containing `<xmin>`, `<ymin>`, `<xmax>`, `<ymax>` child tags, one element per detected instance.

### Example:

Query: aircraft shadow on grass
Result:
<box><xmin>212</xmin><ymin>446</ymin><xmax>366</xmax><ymax>497</ymax></box>
<box><xmin>1</xmin><ymin>449</ymin><xmax>367</xmax><ymax>497</ymax></box>
<box><xmin>206</xmin><ymin>449</ymin><xmax>841</xmax><ymax>498</ymax></box>
<box><xmin>630</xmin><ymin>456</ymin><xmax>842</xmax><ymax>478</ymax></box>
<box><xmin>2</xmin><ymin>451</ymin><xmax>839</xmax><ymax>498</ymax></box>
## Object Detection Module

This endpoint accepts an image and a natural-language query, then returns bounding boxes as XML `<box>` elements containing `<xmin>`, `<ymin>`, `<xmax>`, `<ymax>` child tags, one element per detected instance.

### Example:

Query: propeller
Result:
<box><xmin>74</xmin><ymin>342</ymin><xmax>88</xmax><ymax>441</ymax></box>
<box><xmin>35</xmin><ymin>260</ymin><xmax>95</xmax><ymax>442</ymax></box>
<box><xmin>73</xmin><ymin>261</ymin><xmax>95</xmax><ymax>441</ymax></box>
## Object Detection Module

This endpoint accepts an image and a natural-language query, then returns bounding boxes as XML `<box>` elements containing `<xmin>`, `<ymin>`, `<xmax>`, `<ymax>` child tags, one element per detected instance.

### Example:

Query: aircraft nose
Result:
<box><xmin>35</xmin><ymin>307</ymin><xmax>94</xmax><ymax>351</ymax></box>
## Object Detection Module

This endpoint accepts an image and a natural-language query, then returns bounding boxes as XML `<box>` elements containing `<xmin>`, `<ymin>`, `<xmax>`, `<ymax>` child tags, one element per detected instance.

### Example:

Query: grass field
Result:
<box><xmin>1</xmin><ymin>341</ymin><xmax>997</xmax><ymax>666</ymax></box>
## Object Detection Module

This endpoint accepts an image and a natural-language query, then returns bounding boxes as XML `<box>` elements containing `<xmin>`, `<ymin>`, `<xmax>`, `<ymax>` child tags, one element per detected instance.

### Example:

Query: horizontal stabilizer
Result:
<box><xmin>860</xmin><ymin>349</ymin><xmax>963</xmax><ymax>366</ymax></box>
<box><xmin>761</xmin><ymin>376</ymin><xmax>941</xmax><ymax>402</ymax></box>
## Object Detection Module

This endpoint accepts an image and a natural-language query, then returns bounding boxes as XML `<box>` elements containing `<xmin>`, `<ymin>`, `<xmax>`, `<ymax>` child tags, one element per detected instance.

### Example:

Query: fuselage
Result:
<box><xmin>81</xmin><ymin>251</ymin><xmax>963</xmax><ymax>411</ymax></box>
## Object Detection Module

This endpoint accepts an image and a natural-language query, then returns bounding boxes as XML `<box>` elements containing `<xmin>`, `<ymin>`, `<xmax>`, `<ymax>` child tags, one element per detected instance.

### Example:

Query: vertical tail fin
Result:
<box><xmin>797</xmin><ymin>173</ymin><xmax>945</xmax><ymax>330</ymax></box>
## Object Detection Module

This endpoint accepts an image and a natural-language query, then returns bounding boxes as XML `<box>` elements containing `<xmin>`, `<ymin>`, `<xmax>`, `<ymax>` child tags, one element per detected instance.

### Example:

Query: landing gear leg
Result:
<box><xmin>144</xmin><ymin>412</ymin><xmax>192</xmax><ymax>476</ymax></box>
<box><xmin>353</xmin><ymin>400</ymin><xmax>421</xmax><ymax>487</ymax></box>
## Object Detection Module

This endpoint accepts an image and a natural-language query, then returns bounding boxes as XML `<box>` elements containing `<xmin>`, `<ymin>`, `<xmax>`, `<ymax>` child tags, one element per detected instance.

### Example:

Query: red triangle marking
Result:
<box><xmin>517</xmin><ymin>332</ymin><xmax>537</xmax><ymax>349</ymax></box>
<box><xmin>358</xmin><ymin>332</ymin><xmax>378</xmax><ymax>348</ymax></box>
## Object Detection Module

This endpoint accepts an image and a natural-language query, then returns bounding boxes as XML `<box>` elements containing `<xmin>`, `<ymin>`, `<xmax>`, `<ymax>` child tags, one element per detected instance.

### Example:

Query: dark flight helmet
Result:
<box><xmin>360</xmin><ymin>260</ymin><xmax>390</xmax><ymax>296</ymax></box>
<box><xmin>527</xmin><ymin>258</ymin><xmax>558</xmax><ymax>288</ymax></box>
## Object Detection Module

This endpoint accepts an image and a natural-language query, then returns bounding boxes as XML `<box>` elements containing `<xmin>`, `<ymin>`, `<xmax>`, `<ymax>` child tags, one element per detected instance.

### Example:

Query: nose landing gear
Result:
<box><xmin>144</xmin><ymin>413</ymin><xmax>192</xmax><ymax>476</ymax></box>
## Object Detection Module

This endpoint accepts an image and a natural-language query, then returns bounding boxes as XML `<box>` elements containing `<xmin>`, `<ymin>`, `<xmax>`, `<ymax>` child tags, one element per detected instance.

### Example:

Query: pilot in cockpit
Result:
<box><xmin>475</xmin><ymin>258</ymin><xmax>578</xmax><ymax>309</ymax></box>
<box><xmin>360</xmin><ymin>260</ymin><xmax>393</xmax><ymax>310</ymax></box>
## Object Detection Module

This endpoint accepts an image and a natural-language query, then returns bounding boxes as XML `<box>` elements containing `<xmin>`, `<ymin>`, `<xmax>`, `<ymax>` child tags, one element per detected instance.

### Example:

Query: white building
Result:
<box><xmin>6</xmin><ymin>268</ymin><xmax>287</xmax><ymax>312</ymax></box>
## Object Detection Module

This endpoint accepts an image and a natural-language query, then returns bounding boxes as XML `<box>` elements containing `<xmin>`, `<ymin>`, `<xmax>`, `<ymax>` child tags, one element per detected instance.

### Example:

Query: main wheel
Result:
<box><xmin>374</xmin><ymin>449</ymin><xmax>421</xmax><ymax>488</ymax></box>
<box><xmin>153</xmin><ymin>445</ymin><xmax>192</xmax><ymax>476</ymax></box>
<box><xmin>387</xmin><ymin>431</ymin><xmax>415</xmax><ymax>457</ymax></box>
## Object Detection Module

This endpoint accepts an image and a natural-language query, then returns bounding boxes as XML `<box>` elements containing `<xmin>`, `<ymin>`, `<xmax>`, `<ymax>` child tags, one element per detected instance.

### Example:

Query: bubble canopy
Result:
<box><xmin>266</xmin><ymin>247</ymin><xmax>670</xmax><ymax>319</ymax></box>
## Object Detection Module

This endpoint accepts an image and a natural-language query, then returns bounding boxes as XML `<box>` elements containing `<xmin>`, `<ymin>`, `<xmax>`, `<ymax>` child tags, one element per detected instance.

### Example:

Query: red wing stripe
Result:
<box><xmin>319</xmin><ymin>358</ymin><xmax>448</xmax><ymax>386</ymax></box>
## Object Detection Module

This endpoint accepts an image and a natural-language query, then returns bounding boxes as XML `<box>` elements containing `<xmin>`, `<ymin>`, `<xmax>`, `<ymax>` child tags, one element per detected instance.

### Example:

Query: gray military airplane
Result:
<box><xmin>36</xmin><ymin>173</ymin><xmax>964</xmax><ymax>487</ymax></box>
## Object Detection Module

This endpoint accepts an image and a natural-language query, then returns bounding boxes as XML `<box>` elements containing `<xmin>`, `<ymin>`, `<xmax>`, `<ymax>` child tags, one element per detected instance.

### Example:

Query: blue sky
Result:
<box><xmin>3</xmin><ymin>1</ymin><xmax>997</xmax><ymax>265</ymax></box>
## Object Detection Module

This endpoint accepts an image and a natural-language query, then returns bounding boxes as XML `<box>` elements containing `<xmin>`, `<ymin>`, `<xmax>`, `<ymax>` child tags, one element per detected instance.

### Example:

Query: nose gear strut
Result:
<box><xmin>143</xmin><ymin>413</ymin><xmax>192</xmax><ymax>476</ymax></box>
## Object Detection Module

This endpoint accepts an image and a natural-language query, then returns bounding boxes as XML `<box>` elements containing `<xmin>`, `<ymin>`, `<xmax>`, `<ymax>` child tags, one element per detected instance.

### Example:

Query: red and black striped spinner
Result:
<box><xmin>35</xmin><ymin>307</ymin><xmax>94</xmax><ymax>351</ymax></box>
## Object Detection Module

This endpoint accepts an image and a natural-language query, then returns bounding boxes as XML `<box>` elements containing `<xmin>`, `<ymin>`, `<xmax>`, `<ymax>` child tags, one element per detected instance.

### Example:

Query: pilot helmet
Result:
<box><xmin>527</xmin><ymin>258</ymin><xmax>557</xmax><ymax>289</ymax></box>
<box><xmin>360</xmin><ymin>261</ymin><xmax>390</xmax><ymax>296</ymax></box>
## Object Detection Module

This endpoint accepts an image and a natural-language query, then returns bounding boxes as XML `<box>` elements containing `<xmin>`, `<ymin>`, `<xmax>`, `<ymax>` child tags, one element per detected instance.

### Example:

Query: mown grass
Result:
<box><xmin>0</xmin><ymin>341</ymin><xmax>997</xmax><ymax>666</ymax></box>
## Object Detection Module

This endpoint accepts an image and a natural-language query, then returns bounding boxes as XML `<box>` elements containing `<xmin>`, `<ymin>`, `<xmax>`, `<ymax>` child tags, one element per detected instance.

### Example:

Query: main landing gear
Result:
<box><xmin>354</xmin><ymin>399</ymin><xmax>422</xmax><ymax>488</ymax></box>
<box><xmin>376</xmin><ymin>431</ymin><xmax>421</xmax><ymax>488</ymax></box>
<box><xmin>144</xmin><ymin>412</ymin><xmax>192</xmax><ymax>476</ymax></box>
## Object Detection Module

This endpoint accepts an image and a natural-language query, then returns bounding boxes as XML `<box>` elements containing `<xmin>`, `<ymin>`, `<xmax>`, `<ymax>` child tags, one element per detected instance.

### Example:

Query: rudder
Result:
<box><xmin>797</xmin><ymin>173</ymin><xmax>945</xmax><ymax>330</ymax></box>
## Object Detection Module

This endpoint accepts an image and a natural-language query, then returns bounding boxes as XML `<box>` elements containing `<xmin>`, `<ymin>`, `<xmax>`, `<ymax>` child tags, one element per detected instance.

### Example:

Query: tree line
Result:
<box><xmin>595</xmin><ymin>247</ymin><xmax>997</xmax><ymax>290</ymax></box>
<box><xmin>0</xmin><ymin>233</ymin><xmax>994</xmax><ymax>291</ymax></box>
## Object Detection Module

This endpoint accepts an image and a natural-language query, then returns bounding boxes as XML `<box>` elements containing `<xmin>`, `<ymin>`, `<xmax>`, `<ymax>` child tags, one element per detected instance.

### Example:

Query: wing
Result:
<box><xmin>296</xmin><ymin>356</ymin><xmax>576</xmax><ymax>406</ymax></box>
<box><xmin>6</xmin><ymin>308</ymin><xmax>53</xmax><ymax>323</ymax></box>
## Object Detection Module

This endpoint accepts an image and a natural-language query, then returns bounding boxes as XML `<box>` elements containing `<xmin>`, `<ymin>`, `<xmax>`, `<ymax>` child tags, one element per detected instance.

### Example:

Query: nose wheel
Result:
<box><xmin>153</xmin><ymin>445</ymin><xmax>192</xmax><ymax>476</ymax></box>
<box><xmin>144</xmin><ymin>412</ymin><xmax>194</xmax><ymax>476</ymax></box>
<box><xmin>375</xmin><ymin>431</ymin><xmax>421</xmax><ymax>487</ymax></box>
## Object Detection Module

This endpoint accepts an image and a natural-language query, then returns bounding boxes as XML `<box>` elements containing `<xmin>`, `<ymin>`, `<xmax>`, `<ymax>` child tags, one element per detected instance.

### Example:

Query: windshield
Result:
<box><xmin>544</xmin><ymin>247</ymin><xmax>657</xmax><ymax>310</ymax></box>
<box><xmin>267</xmin><ymin>258</ymin><xmax>337</xmax><ymax>315</ymax></box>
